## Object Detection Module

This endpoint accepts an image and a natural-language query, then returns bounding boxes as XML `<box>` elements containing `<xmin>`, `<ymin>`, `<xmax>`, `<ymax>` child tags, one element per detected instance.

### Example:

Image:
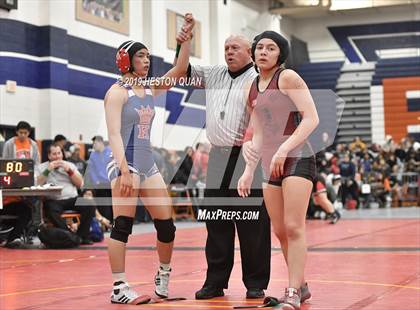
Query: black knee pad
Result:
<box><xmin>110</xmin><ymin>216</ymin><xmax>134</xmax><ymax>243</ymax></box>
<box><xmin>154</xmin><ymin>219</ymin><xmax>176</xmax><ymax>243</ymax></box>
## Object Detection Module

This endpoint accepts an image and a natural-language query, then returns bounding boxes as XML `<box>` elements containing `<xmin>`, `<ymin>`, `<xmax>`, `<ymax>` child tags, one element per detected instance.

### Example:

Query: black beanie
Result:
<box><xmin>251</xmin><ymin>31</ymin><xmax>289</xmax><ymax>65</ymax></box>
<box><xmin>118</xmin><ymin>40</ymin><xmax>148</xmax><ymax>72</ymax></box>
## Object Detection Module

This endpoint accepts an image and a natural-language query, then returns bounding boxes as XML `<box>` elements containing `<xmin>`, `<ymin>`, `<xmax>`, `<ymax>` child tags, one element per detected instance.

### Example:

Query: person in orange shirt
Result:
<box><xmin>2</xmin><ymin>121</ymin><xmax>40</xmax><ymax>163</ymax></box>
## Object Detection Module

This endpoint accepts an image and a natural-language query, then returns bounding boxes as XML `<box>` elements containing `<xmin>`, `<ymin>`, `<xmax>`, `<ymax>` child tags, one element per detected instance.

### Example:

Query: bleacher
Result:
<box><xmin>296</xmin><ymin>61</ymin><xmax>343</xmax><ymax>91</ymax></box>
<box><xmin>372</xmin><ymin>57</ymin><xmax>420</xmax><ymax>85</ymax></box>
<box><xmin>335</xmin><ymin>63</ymin><xmax>376</xmax><ymax>143</ymax></box>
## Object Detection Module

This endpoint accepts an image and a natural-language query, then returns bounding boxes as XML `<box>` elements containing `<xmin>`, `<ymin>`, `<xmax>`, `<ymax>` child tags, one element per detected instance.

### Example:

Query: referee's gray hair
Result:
<box><xmin>225</xmin><ymin>35</ymin><xmax>251</xmax><ymax>49</ymax></box>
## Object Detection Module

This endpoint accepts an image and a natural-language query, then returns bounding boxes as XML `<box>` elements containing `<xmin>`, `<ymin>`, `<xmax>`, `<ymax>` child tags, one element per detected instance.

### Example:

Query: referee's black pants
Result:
<box><xmin>201</xmin><ymin>146</ymin><xmax>271</xmax><ymax>290</ymax></box>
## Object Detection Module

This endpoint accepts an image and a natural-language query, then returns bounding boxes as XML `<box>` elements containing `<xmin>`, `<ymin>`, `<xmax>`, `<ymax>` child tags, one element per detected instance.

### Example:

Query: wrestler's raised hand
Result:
<box><xmin>182</xmin><ymin>13</ymin><xmax>195</xmax><ymax>34</ymax></box>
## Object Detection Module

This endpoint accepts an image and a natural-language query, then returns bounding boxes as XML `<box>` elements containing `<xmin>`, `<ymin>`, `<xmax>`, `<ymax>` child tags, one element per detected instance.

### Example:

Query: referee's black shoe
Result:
<box><xmin>246</xmin><ymin>288</ymin><xmax>265</xmax><ymax>299</ymax></box>
<box><xmin>195</xmin><ymin>286</ymin><xmax>224</xmax><ymax>299</ymax></box>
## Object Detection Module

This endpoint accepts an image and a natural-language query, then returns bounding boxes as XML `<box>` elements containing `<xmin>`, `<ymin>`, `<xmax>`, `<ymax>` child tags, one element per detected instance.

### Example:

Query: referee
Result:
<box><xmin>175</xmin><ymin>34</ymin><xmax>271</xmax><ymax>299</ymax></box>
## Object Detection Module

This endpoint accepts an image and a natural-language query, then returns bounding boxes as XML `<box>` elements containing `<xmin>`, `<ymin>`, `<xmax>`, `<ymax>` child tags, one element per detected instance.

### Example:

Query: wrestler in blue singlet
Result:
<box><xmin>107</xmin><ymin>80</ymin><xmax>159</xmax><ymax>182</ymax></box>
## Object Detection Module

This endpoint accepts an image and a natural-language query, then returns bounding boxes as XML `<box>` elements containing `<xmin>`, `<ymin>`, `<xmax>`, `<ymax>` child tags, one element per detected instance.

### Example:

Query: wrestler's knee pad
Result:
<box><xmin>154</xmin><ymin>218</ymin><xmax>176</xmax><ymax>243</ymax></box>
<box><xmin>110</xmin><ymin>216</ymin><xmax>134</xmax><ymax>243</ymax></box>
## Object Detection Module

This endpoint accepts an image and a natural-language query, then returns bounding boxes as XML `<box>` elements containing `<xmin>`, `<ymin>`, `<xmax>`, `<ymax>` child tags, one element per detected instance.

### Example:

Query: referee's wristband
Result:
<box><xmin>175</xmin><ymin>44</ymin><xmax>181</xmax><ymax>57</ymax></box>
<box><xmin>42</xmin><ymin>169</ymin><xmax>50</xmax><ymax>177</ymax></box>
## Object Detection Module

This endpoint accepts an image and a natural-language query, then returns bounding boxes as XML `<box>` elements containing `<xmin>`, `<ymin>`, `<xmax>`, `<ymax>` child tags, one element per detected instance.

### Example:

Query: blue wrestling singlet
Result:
<box><xmin>107</xmin><ymin>80</ymin><xmax>159</xmax><ymax>183</ymax></box>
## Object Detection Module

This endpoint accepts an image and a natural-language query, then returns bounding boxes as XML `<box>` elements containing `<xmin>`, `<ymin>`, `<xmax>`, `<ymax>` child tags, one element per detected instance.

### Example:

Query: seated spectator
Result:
<box><xmin>386</xmin><ymin>153</ymin><xmax>398</xmax><ymax>169</ymax></box>
<box><xmin>405</xmin><ymin>148</ymin><xmax>420</xmax><ymax>172</ymax></box>
<box><xmin>82</xmin><ymin>190</ymin><xmax>112</xmax><ymax>232</ymax></box>
<box><xmin>68</xmin><ymin>144</ymin><xmax>87</xmax><ymax>175</ymax></box>
<box><xmin>339</xmin><ymin>154</ymin><xmax>359</xmax><ymax>207</ymax></box>
<box><xmin>172</xmin><ymin>146</ymin><xmax>194</xmax><ymax>185</ymax></box>
<box><xmin>330</xmin><ymin>156</ymin><xmax>340</xmax><ymax>175</ymax></box>
<box><xmin>370</xmin><ymin>173</ymin><xmax>388</xmax><ymax>208</ymax></box>
<box><xmin>335</xmin><ymin>143</ymin><xmax>347</xmax><ymax>161</ymax></box>
<box><xmin>360</xmin><ymin>152</ymin><xmax>372</xmax><ymax>174</ymax></box>
<box><xmin>349</xmin><ymin>136</ymin><xmax>366</xmax><ymax>153</ymax></box>
<box><xmin>36</xmin><ymin>144</ymin><xmax>95</xmax><ymax>245</ymax></box>
<box><xmin>339</xmin><ymin>153</ymin><xmax>356</xmax><ymax>179</ymax></box>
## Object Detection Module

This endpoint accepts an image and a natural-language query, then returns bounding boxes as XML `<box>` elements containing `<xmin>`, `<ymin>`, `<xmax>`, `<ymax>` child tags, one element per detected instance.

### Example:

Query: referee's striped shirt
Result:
<box><xmin>191</xmin><ymin>63</ymin><xmax>257</xmax><ymax>147</ymax></box>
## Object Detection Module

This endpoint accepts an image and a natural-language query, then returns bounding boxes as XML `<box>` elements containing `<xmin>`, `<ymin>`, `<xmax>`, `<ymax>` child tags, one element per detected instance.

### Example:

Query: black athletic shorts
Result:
<box><xmin>263</xmin><ymin>156</ymin><xmax>316</xmax><ymax>187</ymax></box>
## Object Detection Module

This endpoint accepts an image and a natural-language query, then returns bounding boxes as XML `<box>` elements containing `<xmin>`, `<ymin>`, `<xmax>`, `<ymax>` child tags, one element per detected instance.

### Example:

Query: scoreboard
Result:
<box><xmin>0</xmin><ymin>159</ymin><xmax>34</xmax><ymax>189</ymax></box>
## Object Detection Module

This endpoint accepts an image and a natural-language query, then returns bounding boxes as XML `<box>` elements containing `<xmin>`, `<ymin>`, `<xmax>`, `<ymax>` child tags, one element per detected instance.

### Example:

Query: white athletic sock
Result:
<box><xmin>112</xmin><ymin>272</ymin><xmax>127</xmax><ymax>284</ymax></box>
<box><xmin>159</xmin><ymin>263</ymin><xmax>171</xmax><ymax>271</ymax></box>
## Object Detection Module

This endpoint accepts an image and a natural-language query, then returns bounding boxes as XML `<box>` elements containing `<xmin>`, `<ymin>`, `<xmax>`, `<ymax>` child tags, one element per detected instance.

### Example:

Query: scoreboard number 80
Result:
<box><xmin>6</xmin><ymin>162</ymin><xmax>23</xmax><ymax>173</ymax></box>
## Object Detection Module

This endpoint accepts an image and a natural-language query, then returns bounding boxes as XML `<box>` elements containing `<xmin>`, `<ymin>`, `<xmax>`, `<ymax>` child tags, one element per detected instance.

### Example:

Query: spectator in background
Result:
<box><xmin>378</xmin><ymin>158</ymin><xmax>391</xmax><ymax>176</ymax></box>
<box><xmin>191</xmin><ymin>142</ymin><xmax>209</xmax><ymax>184</ymax></box>
<box><xmin>82</xmin><ymin>189</ymin><xmax>112</xmax><ymax>231</ymax></box>
<box><xmin>87</xmin><ymin>135</ymin><xmax>113</xmax><ymax>222</ymax></box>
<box><xmin>161</xmin><ymin>148</ymin><xmax>175</xmax><ymax>183</ymax></box>
<box><xmin>167</xmin><ymin>150</ymin><xmax>181</xmax><ymax>179</ymax></box>
<box><xmin>389</xmin><ymin>164</ymin><xmax>402</xmax><ymax>207</ymax></box>
<box><xmin>334</xmin><ymin>143</ymin><xmax>347</xmax><ymax>161</ymax></box>
<box><xmin>68</xmin><ymin>144</ymin><xmax>87</xmax><ymax>175</ymax></box>
<box><xmin>53</xmin><ymin>134</ymin><xmax>67</xmax><ymax>150</ymax></box>
<box><xmin>320</xmin><ymin>132</ymin><xmax>334</xmax><ymax>152</ymax></box>
<box><xmin>53</xmin><ymin>134</ymin><xmax>70</xmax><ymax>159</ymax></box>
<box><xmin>173</xmin><ymin>146</ymin><xmax>194</xmax><ymax>185</ymax></box>
<box><xmin>349</xmin><ymin>136</ymin><xmax>366</xmax><ymax>153</ymax></box>
<box><xmin>152</xmin><ymin>147</ymin><xmax>168</xmax><ymax>181</ymax></box>
<box><xmin>339</xmin><ymin>153</ymin><xmax>358</xmax><ymax>207</ymax></box>
<box><xmin>339</xmin><ymin>153</ymin><xmax>356</xmax><ymax>179</ymax></box>
<box><xmin>360</xmin><ymin>152</ymin><xmax>372</xmax><ymax>174</ymax></box>
<box><xmin>386</xmin><ymin>153</ymin><xmax>398</xmax><ymax>169</ymax></box>
<box><xmin>36</xmin><ymin>144</ymin><xmax>94</xmax><ymax>244</ymax></box>
<box><xmin>330</xmin><ymin>156</ymin><xmax>340</xmax><ymax>175</ymax></box>
<box><xmin>405</xmin><ymin>148</ymin><xmax>420</xmax><ymax>172</ymax></box>
<box><xmin>382</xmin><ymin>135</ymin><xmax>396</xmax><ymax>153</ymax></box>
<box><xmin>2</xmin><ymin>121</ymin><xmax>40</xmax><ymax>163</ymax></box>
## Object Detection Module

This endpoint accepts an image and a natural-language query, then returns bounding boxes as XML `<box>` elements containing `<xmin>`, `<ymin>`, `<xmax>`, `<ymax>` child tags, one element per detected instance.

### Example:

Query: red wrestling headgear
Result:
<box><xmin>116</xmin><ymin>41</ymin><xmax>147</xmax><ymax>74</ymax></box>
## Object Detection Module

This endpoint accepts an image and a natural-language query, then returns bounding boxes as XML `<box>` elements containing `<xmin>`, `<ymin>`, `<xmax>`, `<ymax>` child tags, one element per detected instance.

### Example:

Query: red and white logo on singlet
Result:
<box><xmin>135</xmin><ymin>105</ymin><xmax>155</xmax><ymax>139</ymax></box>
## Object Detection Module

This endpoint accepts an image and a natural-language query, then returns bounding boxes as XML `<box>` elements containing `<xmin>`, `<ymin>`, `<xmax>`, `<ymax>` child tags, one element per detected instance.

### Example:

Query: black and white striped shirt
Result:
<box><xmin>191</xmin><ymin>63</ymin><xmax>257</xmax><ymax>147</ymax></box>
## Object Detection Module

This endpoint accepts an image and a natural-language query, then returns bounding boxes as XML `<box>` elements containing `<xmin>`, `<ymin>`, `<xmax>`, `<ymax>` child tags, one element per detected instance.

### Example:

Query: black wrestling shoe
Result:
<box><xmin>81</xmin><ymin>238</ymin><xmax>94</xmax><ymax>245</ymax></box>
<box><xmin>329</xmin><ymin>210</ymin><xmax>341</xmax><ymax>224</ymax></box>
<box><xmin>195</xmin><ymin>285</ymin><xmax>224</xmax><ymax>299</ymax></box>
<box><xmin>246</xmin><ymin>288</ymin><xmax>265</xmax><ymax>299</ymax></box>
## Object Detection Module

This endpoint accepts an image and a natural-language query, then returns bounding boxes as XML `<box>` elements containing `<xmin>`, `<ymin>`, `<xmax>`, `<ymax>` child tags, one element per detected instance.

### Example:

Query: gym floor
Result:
<box><xmin>1</xmin><ymin>207</ymin><xmax>419</xmax><ymax>310</ymax></box>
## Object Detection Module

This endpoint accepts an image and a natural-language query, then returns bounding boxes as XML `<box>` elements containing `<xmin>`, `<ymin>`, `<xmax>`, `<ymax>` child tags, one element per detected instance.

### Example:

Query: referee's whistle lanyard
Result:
<box><xmin>220</xmin><ymin>80</ymin><xmax>233</xmax><ymax>120</ymax></box>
